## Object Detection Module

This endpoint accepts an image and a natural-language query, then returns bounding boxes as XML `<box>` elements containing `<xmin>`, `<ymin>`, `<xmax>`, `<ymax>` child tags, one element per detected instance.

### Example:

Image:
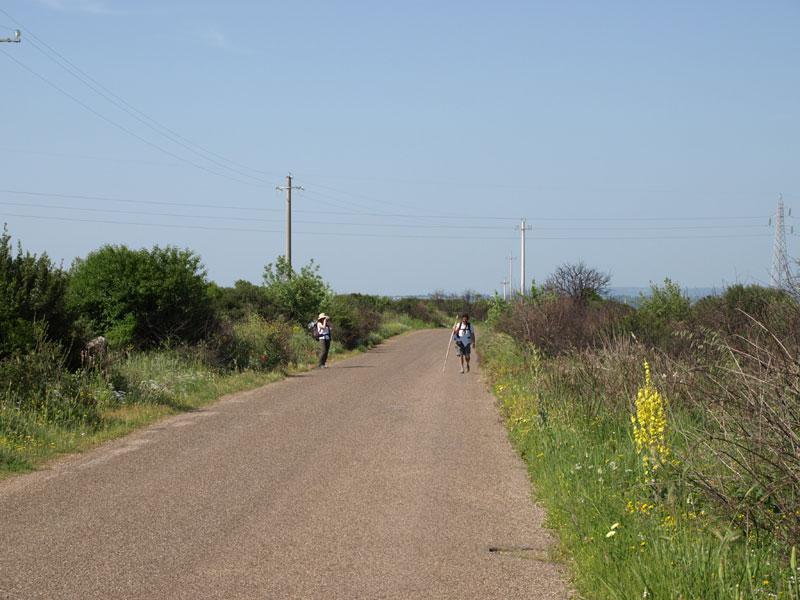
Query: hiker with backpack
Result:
<box><xmin>452</xmin><ymin>314</ymin><xmax>476</xmax><ymax>374</ymax></box>
<box><xmin>312</xmin><ymin>313</ymin><xmax>332</xmax><ymax>368</ymax></box>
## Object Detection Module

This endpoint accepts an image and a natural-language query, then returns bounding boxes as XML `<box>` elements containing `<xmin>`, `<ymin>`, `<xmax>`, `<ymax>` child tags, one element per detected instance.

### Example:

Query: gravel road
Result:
<box><xmin>0</xmin><ymin>329</ymin><xmax>566</xmax><ymax>599</ymax></box>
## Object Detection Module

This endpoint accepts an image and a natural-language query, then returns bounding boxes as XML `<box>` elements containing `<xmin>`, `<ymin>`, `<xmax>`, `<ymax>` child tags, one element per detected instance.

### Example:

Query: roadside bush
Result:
<box><xmin>429</xmin><ymin>291</ymin><xmax>490</xmax><ymax>322</ymax></box>
<box><xmin>0</xmin><ymin>338</ymin><xmax>101</xmax><ymax>425</ymax></box>
<box><xmin>691</xmin><ymin>284</ymin><xmax>796</xmax><ymax>339</ymax></box>
<box><xmin>206</xmin><ymin>315</ymin><xmax>293</xmax><ymax>371</ymax></box>
<box><xmin>68</xmin><ymin>245</ymin><xmax>215</xmax><ymax>348</ymax></box>
<box><xmin>632</xmin><ymin>278</ymin><xmax>692</xmax><ymax>351</ymax></box>
<box><xmin>262</xmin><ymin>256</ymin><xmax>330</xmax><ymax>324</ymax></box>
<box><xmin>495</xmin><ymin>295</ymin><xmax>632</xmax><ymax>356</ymax></box>
<box><xmin>324</xmin><ymin>294</ymin><xmax>382</xmax><ymax>349</ymax></box>
<box><xmin>0</xmin><ymin>227</ymin><xmax>70</xmax><ymax>358</ymax></box>
<box><xmin>389</xmin><ymin>298</ymin><xmax>443</xmax><ymax>326</ymax></box>
<box><xmin>209</xmin><ymin>280</ymin><xmax>277</xmax><ymax>322</ymax></box>
<box><xmin>289</xmin><ymin>325</ymin><xmax>317</xmax><ymax>365</ymax></box>
<box><xmin>486</xmin><ymin>293</ymin><xmax>511</xmax><ymax>328</ymax></box>
<box><xmin>682</xmin><ymin>326</ymin><xmax>800</xmax><ymax>546</ymax></box>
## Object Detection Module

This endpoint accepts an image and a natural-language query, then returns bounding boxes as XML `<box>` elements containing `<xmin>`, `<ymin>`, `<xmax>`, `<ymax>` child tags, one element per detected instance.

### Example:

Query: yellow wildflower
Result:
<box><xmin>631</xmin><ymin>361</ymin><xmax>670</xmax><ymax>480</ymax></box>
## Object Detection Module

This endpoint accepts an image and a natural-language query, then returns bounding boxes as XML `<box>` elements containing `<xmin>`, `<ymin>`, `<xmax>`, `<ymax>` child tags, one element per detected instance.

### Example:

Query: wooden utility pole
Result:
<box><xmin>276</xmin><ymin>174</ymin><xmax>303</xmax><ymax>275</ymax></box>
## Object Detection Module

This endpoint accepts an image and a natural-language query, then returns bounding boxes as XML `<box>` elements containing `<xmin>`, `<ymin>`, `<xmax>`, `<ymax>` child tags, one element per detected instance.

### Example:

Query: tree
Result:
<box><xmin>209</xmin><ymin>280</ymin><xmax>276</xmax><ymax>322</ymax></box>
<box><xmin>544</xmin><ymin>261</ymin><xmax>611</xmax><ymax>302</ymax></box>
<box><xmin>262</xmin><ymin>256</ymin><xmax>330</xmax><ymax>324</ymax></box>
<box><xmin>68</xmin><ymin>245</ymin><xmax>215</xmax><ymax>347</ymax></box>
<box><xmin>0</xmin><ymin>226</ymin><xmax>70</xmax><ymax>358</ymax></box>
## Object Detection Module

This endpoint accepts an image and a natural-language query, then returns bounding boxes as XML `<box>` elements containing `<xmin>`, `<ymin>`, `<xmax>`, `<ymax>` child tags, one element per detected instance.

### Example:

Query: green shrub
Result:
<box><xmin>633</xmin><ymin>278</ymin><xmax>691</xmax><ymax>348</ymax></box>
<box><xmin>209</xmin><ymin>280</ymin><xmax>277</xmax><ymax>321</ymax></box>
<box><xmin>0</xmin><ymin>338</ymin><xmax>101</xmax><ymax>425</ymax></box>
<box><xmin>323</xmin><ymin>294</ymin><xmax>382</xmax><ymax>349</ymax></box>
<box><xmin>204</xmin><ymin>315</ymin><xmax>294</xmax><ymax>372</ymax></box>
<box><xmin>0</xmin><ymin>226</ymin><xmax>70</xmax><ymax>358</ymax></box>
<box><xmin>67</xmin><ymin>244</ymin><xmax>215</xmax><ymax>348</ymax></box>
<box><xmin>289</xmin><ymin>325</ymin><xmax>317</xmax><ymax>365</ymax></box>
<box><xmin>389</xmin><ymin>298</ymin><xmax>439</xmax><ymax>324</ymax></box>
<box><xmin>262</xmin><ymin>256</ymin><xmax>330</xmax><ymax>324</ymax></box>
<box><xmin>427</xmin><ymin>291</ymin><xmax>490</xmax><ymax>322</ymax></box>
<box><xmin>486</xmin><ymin>292</ymin><xmax>511</xmax><ymax>327</ymax></box>
<box><xmin>691</xmin><ymin>284</ymin><xmax>799</xmax><ymax>349</ymax></box>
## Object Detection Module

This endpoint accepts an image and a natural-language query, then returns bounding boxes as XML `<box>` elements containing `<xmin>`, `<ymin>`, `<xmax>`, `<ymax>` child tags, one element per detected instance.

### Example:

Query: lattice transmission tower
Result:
<box><xmin>771</xmin><ymin>194</ymin><xmax>792</xmax><ymax>289</ymax></box>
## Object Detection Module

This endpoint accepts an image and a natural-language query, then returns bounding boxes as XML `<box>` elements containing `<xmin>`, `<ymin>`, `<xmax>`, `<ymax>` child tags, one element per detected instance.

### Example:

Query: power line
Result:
<box><xmin>0</xmin><ymin>189</ymin><xmax>280</xmax><ymax>212</ymax></box>
<box><xmin>0</xmin><ymin>148</ymin><xmax>187</xmax><ymax>168</ymax></box>
<box><xmin>0</xmin><ymin>199</ymin><xmax>513</xmax><ymax>230</ymax></box>
<box><xmin>301</xmin><ymin>180</ymin><xmax>406</xmax><ymax>211</ymax></box>
<box><xmin>22</xmin><ymin>35</ymin><xmax>273</xmax><ymax>186</ymax></box>
<box><xmin>0</xmin><ymin>200</ymin><xmax>774</xmax><ymax>232</ymax></box>
<box><xmin>0</xmin><ymin>188</ymin><xmax>775</xmax><ymax>226</ymax></box>
<box><xmin>0</xmin><ymin>187</ymin><xmax>518</xmax><ymax>220</ymax></box>
<box><xmin>0</xmin><ymin>212</ymin><xmax>775</xmax><ymax>241</ymax></box>
<box><xmin>0</xmin><ymin>200</ymin><xmax>284</xmax><ymax>223</ymax></box>
<box><xmin>0</xmin><ymin>49</ymin><xmax>270</xmax><ymax>189</ymax></box>
<box><xmin>0</xmin><ymin>212</ymin><xmax>517</xmax><ymax>239</ymax></box>
<box><xmin>0</xmin><ymin>6</ymin><xmax>280</xmax><ymax>183</ymax></box>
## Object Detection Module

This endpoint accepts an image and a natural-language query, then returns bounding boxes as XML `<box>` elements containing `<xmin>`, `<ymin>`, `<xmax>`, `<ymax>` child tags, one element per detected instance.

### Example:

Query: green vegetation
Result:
<box><xmin>483</xmin><ymin>264</ymin><xmax>800</xmax><ymax>599</ymax></box>
<box><xmin>0</xmin><ymin>227</ymin><xmax>487</xmax><ymax>476</ymax></box>
<box><xmin>262</xmin><ymin>256</ymin><xmax>330</xmax><ymax>323</ymax></box>
<box><xmin>0</xmin><ymin>226</ymin><xmax>70</xmax><ymax>358</ymax></box>
<box><xmin>68</xmin><ymin>244</ymin><xmax>215</xmax><ymax>348</ymax></box>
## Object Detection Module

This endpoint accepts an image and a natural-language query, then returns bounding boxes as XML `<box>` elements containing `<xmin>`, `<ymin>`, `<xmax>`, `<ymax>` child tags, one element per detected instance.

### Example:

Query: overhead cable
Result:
<box><xmin>0</xmin><ymin>6</ymin><xmax>279</xmax><ymax>183</ymax></box>
<box><xmin>0</xmin><ymin>50</ymin><xmax>270</xmax><ymax>188</ymax></box>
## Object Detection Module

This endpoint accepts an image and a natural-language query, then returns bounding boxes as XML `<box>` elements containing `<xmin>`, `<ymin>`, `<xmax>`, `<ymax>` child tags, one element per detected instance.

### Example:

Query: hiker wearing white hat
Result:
<box><xmin>315</xmin><ymin>313</ymin><xmax>332</xmax><ymax>368</ymax></box>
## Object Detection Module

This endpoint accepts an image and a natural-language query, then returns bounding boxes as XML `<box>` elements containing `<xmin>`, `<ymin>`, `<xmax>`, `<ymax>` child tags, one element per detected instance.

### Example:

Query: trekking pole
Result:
<box><xmin>442</xmin><ymin>332</ymin><xmax>454</xmax><ymax>373</ymax></box>
<box><xmin>442</xmin><ymin>319</ymin><xmax>457</xmax><ymax>372</ymax></box>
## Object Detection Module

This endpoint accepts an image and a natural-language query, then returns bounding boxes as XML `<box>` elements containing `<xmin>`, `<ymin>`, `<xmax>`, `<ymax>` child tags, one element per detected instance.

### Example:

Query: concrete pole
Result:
<box><xmin>286</xmin><ymin>174</ymin><xmax>292</xmax><ymax>273</ymax></box>
<box><xmin>520</xmin><ymin>218</ymin><xmax>526</xmax><ymax>296</ymax></box>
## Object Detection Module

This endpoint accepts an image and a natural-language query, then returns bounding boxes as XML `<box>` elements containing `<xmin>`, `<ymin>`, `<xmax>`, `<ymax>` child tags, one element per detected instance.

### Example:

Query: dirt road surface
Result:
<box><xmin>0</xmin><ymin>330</ymin><xmax>566</xmax><ymax>599</ymax></box>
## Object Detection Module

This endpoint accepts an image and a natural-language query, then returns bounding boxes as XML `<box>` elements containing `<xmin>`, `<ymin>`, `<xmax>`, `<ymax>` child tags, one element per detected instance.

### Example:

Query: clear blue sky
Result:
<box><xmin>1</xmin><ymin>0</ymin><xmax>798</xmax><ymax>295</ymax></box>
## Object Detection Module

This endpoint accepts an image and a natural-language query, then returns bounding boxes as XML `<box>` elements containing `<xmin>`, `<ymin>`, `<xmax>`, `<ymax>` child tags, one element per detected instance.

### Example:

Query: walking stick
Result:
<box><xmin>442</xmin><ymin>320</ymin><xmax>457</xmax><ymax>372</ymax></box>
<box><xmin>442</xmin><ymin>333</ymin><xmax>453</xmax><ymax>373</ymax></box>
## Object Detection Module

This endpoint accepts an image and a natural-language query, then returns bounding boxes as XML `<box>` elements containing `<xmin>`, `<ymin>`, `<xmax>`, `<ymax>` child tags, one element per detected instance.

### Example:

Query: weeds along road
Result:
<box><xmin>0</xmin><ymin>330</ymin><xmax>565</xmax><ymax>599</ymax></box>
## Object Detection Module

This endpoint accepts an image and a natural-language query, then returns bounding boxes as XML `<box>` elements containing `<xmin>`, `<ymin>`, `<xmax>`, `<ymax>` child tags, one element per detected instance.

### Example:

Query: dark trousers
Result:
<box><xmin>318</xmin><ymin>338</ymin><xmax>331</xmax><ymax>367</ymax></box>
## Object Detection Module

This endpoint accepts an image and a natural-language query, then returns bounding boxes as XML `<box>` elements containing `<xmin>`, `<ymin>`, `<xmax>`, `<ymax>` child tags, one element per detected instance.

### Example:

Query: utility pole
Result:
<box><xmin>506</xmin><ymin>255</ymin><xmax>515</xmax><ymax>298</ymax></box>
<box><xmin>771</xmin><ymin>194</ymin><xmax>792</xmax><ymax>289</ymax></box>
<box><xmin>519</xmin><ymin>218</ymin><xmax>532</xmax><ymax>296</ymax></box>
<box><xmin>0</xmin><ymin>30</ymin><xmax>21</xmax><ymax>43</ymax></box>
<box><xmin>500</xmin><ymin>279</ymin><xmax>509</xmax><ymax>301</ymax></box>
<box><xmin>275</xmin><ymin>174</ymin><xmax>303</xmax><ymax>275</ymax></box>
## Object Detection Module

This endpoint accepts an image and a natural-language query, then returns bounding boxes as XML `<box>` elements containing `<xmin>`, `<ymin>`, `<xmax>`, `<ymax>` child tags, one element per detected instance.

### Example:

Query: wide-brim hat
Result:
<box><xmin>318</xmin><ymin>313</ymin><xmax>330</xmax><ymax>320</ymax></box>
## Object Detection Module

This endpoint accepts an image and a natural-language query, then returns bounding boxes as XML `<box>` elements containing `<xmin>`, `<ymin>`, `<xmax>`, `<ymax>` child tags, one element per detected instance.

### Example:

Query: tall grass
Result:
<box><xmin>482</xmin><ymin>331</ymin><xmax>800</xmax><ymax>599</ymax></box>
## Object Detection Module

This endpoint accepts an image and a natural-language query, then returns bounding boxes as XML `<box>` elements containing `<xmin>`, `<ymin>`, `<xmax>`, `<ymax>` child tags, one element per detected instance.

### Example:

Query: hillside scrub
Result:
<box><xmin>485</xmin><ymin>280</ymin><xmax>800</xmax><ymax>598</ymax></box>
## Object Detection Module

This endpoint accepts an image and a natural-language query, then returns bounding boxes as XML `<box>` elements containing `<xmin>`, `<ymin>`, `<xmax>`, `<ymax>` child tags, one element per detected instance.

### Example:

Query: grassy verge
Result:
<box><xmin>0</xmin><ymin>314</ymin><xmax>434</xmax><ymax>478</ymax></box>
<box><xmin>481</xmin><ymin>331</ymin><xmax>799</xmax><ymax>600</ymax></box>
<box><xmin>0</xmin><ymin>350</ymin><xmax>285</xmax><ymax>476</ymax></box>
